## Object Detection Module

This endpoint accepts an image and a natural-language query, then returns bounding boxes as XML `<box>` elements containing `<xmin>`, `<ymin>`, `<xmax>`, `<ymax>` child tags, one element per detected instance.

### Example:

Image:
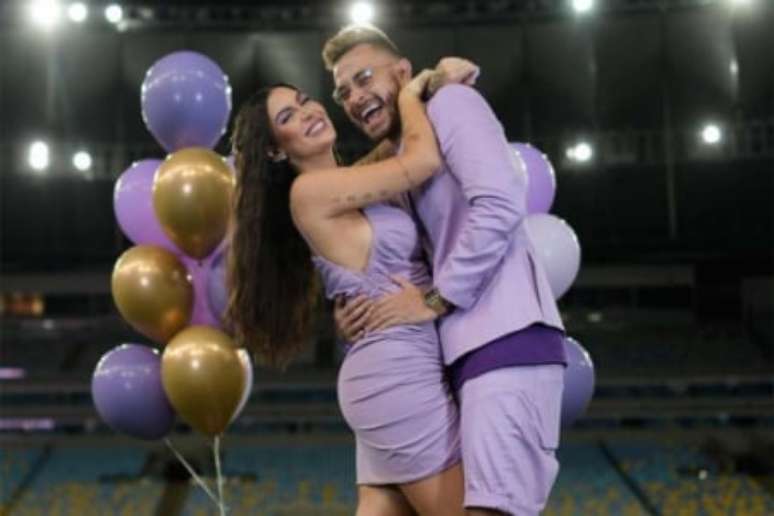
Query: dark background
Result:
<box><xmin>1</xmin><ymin>0</ymin><xmax>772</xmax><ymax>272</ymax></box>
<box><xmin>0</xmin><ymin>1</ymin><xmax>772</xmax><ymax>514</ymax></box>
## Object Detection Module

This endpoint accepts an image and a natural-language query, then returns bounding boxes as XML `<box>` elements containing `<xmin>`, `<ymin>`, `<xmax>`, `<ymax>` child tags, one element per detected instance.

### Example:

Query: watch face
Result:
<box><xmin>424</xmin><ymin>292</ymin><xmax>444</xmax><ymax>313</ymax></box>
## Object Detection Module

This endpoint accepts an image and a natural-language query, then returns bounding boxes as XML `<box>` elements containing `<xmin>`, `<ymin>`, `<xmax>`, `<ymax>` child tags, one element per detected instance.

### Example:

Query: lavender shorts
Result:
<box><xmin>459</xmin><ymin>364</ymin><xmax>564</xmax><ymax>515</ymax></box>
<box><xmin>337</xmin><ymin>328</ymin><xmax>462</xmax><ymax>485</ymax></box>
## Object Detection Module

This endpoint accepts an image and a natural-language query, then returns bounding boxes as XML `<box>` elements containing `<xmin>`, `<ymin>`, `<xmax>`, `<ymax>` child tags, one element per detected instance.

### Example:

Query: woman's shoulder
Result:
<box><xmin>289</xmin><ymin>169</ymin><xmax>332</xmax><ymax>222</ymax></box>
<box><xmin>289</xmin><ymin>166</ymin><xmax>345</xmax><ymax>210</ymax></box>
<box><xmin>289</xmin><ymin>170</ymin><xmax>354</xmax><ymax>241</ymax></box>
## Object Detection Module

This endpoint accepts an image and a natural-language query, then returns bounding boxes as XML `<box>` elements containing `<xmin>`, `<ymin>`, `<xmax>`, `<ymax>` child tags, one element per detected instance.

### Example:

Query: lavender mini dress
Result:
<box><xmin>313</xmin><ymin>203</ymin><xmax>461</xmax><ymax>485</ymax></box>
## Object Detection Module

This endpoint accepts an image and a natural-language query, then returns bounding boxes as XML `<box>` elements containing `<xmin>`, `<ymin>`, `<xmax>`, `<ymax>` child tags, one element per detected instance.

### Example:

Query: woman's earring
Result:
<box><xmin>268</xmin><ymin>149</ymin><xmax>288</xmax><ymax>163</ymax></box>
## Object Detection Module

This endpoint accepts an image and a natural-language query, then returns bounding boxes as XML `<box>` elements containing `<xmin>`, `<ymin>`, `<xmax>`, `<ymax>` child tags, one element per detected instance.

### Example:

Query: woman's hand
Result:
<box><xmin>399</xmin><ymin>69</ymin><xmax>438</xmax><ymax>100</ymax></box>
<box><xmin>363</xmin><ymin>277</ymin><xmax>439</xmax><ymax>333</ymax></box>
<box><xmin>427</xmin><ymin>57</ymin><xmax>480</xmax><ymax>96</ymax></box>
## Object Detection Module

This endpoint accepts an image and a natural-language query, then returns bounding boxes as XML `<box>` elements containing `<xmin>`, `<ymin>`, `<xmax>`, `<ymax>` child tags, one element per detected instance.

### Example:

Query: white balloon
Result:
<box><xmin>524</xmin><ymin>214</ymin><xmax>581</xmax><ymax>300</ymax></box>
<box><xmin>230</xmin><ymin>349</ymin><xmax>254</xmax><ymax>423</ymax></box>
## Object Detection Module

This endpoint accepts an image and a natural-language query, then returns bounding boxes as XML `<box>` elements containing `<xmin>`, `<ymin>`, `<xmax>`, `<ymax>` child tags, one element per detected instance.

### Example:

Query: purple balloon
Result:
<box><xmin>141</xmin><ymin>51</ymin><xmax>232</xmax><ymax>152</ymax></box>
<box><xmin>562</xmin><ymin>337</ymin><xmax>595</xmax><ymax>427</ymax></box>
<box><xmin>206</xmin><ymin>248</ymin><xmax>229</xmax><ymax>324</ymax></box>
<box><xmin>524</xmin><ymin>213</ymin><xmax>581</xmax><ymax>300</ymax></box>
<box><xmin>182</xmin><ymin>255</ymin><xmax>222</xmax><ymax>329</ymax></box>
<box><xmin>113</xmin><ymin>160</ymin><xmax>179</xmax><ymax>252</ymax></box>
<box><xmin>91</xmin><ymin>344</ymin><xmax>175</xmax><ymax>440</ymax></box>
<box><xmin>511</xmin><ymin>143</ymin><xmax>556</xmax><ymax>214</ymax></box>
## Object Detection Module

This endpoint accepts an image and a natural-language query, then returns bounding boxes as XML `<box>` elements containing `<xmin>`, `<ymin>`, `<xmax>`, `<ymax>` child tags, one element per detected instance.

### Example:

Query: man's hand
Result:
<box><xmin>364</xmin><ymin>277</ymin><xmax>438</xmax><ymax>333</ymax></box>
<box><xmin>333</xmin><ymin>295</ymin><xmax>374</xmax><ymax>343</ymax></box>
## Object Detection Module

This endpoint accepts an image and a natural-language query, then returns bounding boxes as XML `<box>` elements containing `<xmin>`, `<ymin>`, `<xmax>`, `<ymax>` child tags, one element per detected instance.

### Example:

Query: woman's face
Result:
<box><xmin>266</xmin><ymin>86</ymin><xmax>336</xmax><ymax>165</ymax></box>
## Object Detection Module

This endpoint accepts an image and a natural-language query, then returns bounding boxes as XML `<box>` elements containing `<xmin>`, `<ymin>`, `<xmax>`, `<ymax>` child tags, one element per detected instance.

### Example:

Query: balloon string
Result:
<box><xmin>164</xmin><ymin>438</ymin><xmax>220</xmax><ymax>508</ymax></box>
<box><xmin>214</xmin><ymin>435</ymin><xmax>227</xmax><ymax>516</ymax></box>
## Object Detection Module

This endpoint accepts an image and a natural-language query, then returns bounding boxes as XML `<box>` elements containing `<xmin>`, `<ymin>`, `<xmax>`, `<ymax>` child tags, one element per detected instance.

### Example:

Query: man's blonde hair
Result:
<box><xmin>322</xmin><ymin>24</ymin><xmax>401</xmax><ymax>70</ymax></box>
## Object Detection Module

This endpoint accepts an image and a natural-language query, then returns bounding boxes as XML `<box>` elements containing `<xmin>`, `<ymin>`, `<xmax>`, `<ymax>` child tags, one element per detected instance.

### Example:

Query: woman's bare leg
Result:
<box><xmin>356</xmin><ymin>485</ymin><xmax>417</xmax><ymax>516</ymax></box>
<box><xmin>399</xmin><ymin>463</ymin><xmax>465</xmax><ymax>516</ymax></box>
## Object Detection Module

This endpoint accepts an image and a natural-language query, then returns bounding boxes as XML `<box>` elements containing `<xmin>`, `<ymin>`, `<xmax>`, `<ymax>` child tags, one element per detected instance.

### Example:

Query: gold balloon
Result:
<box><xmin>111</xmin><ymin>245</ymin><xmax>193</xmax><ymax>344</ymax></box>
<box><xmin>161</xmin><ymin>326</ymin><xmax>244</xmax><ymax>437</ymax></box>
<box><xmin>153</xmin><ymin>148</ymin><xmax>235</xmax><ymax>259</ymax></box>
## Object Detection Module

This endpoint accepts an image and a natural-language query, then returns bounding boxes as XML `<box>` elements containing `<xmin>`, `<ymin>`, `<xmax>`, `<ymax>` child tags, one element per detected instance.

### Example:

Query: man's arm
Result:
<box><xmin>427</xmin><ymin>84</ymin><xmax>526</xmax><ymax>311</ymax></box>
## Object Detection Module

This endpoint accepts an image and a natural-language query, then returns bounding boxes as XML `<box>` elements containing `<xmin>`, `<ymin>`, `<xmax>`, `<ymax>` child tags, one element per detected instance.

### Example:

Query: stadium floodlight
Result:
<box><xmin>566</xmin><ymin>141</ymin><xmax>594</xmax><ymax>163</ymax></box>
<box><xmin>67</xmin><ymin>2</ymin><xmax>88</xmax><ymax>22</ymax></box>
<box><xmin>573</xmin><ymin>142</ymin><xmax>593</xmax><ymax>162</ymax></box>
<box><xmin>105</xmin><ymin>4</ymin><xmax>123</xmax><ymax>24</ymax></box>
<box><xmin>350</xmin><ymin>2</ymin><xmax>375</xmax><ymax>24</ymax></box>
<box><xmin>701</xmin><ymin>124</ymin><xmax>722</xmax><ymax>145</ymax></box>
<box><xmin>729</xmin><ymin>59</ymin><xmax>738</xmax><ymax>76</ymax></box>
<box><xmin>28</xmin><ymin>141</ymin><xmax>50</xmax><ymax>172</ymax></box>
<box><xmin>72</xmin><ymin>150</ymin><xmax>92</xmax><ymax>171</ymax></box>
<box><xmin>29</xmin><ymin>0</ymin><xmax>62</xmax><ymax>30</ymax></box>
<box><xmin>572</xmin><ymin>0</ymin><xmax>594</xmax><ymax>14</ymax></box>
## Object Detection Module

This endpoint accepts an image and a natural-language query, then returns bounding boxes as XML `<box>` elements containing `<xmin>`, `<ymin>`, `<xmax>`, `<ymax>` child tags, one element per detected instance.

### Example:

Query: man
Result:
<box><xmin>324</xmin><ymin>25</ymin><xmax>567</xmax><ymax>516</ymax></box>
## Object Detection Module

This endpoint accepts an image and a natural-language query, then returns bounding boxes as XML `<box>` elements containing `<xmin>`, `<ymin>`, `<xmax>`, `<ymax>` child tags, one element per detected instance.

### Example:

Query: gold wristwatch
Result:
<box><xmin>423</xmin><ymin>287</ymin><xmax>454</xmax><ymax>315</ymax></box>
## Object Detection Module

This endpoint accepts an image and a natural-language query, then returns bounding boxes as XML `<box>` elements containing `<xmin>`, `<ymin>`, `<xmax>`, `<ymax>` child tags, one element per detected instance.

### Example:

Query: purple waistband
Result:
<box><xmin>448</xmin><ymin>324</ymin><xmax>567</xmax><ymax>391</ymax></box>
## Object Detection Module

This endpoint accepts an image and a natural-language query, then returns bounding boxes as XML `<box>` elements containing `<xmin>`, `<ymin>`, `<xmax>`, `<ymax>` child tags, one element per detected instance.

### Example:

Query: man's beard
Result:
<box><xmin>359</xmin><ymin>81</ymin><xmax>403</xmax><ymax>143</ymax></box>
<box><xmin>368</xmin><ymin>102</ymin><xmax>401</xmax><ymax>143</ymax></box>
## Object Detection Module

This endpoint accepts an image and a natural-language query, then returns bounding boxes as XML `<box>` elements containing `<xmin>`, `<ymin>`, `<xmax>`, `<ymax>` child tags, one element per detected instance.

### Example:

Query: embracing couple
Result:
<box><xmin>227</xmin><ymin>24</ymin><xmax>567</xmax><ymax>516</ymax></box>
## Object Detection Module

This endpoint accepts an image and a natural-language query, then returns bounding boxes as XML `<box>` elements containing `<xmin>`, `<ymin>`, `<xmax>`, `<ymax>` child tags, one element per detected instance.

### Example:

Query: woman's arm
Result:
<box><xmin>353</xmin><ymin>139</ymin><xmax>397</xmax><ymax>166</ymax></box>
<box><xmin>290</xmin><ymin>70</ymin><xmax>440</xmax><ymax>221</ymax></box>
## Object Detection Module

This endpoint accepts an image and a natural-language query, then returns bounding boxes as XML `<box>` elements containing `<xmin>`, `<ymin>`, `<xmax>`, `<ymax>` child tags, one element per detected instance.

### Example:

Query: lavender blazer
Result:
<box><xmin>407</xmin><ymin>85</ymin><xmax>564</xmax><ymax>365</ymax></box>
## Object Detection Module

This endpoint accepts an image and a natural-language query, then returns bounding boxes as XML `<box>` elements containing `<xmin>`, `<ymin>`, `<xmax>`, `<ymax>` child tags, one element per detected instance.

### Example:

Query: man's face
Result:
<box><xmin>332</xmin><ymin>44</ymin><xmax>409</xmax><ymax>142</ymax></box>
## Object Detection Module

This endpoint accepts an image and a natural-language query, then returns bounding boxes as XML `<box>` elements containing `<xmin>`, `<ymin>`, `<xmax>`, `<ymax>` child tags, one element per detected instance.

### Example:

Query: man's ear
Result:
<box><xmin>395</xmin><ymin>57</ymin><xmax>413</xmax><ymax>85</ymax></box>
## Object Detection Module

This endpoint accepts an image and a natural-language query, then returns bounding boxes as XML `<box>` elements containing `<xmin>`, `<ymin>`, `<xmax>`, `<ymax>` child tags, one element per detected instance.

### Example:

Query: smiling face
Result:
<box><xmin>332</xmin><ymin>44</ymin><xmax>412</xmax><ymax>142</ymax></box>
<box><xmin>265</xmin><ymin>86</ymin><xmax>336</xmax><ymax>166</ymax></box>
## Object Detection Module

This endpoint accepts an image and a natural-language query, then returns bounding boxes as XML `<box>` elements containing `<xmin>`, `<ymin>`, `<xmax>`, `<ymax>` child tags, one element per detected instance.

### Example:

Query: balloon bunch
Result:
<box><xmin>512</xmin><ymin>142</ymin><xmax>595</xmax><ymax>427</ymax></box>
<box><xmin>93</xmin><ymin>51</ymin><xmax>247</xmax><ymax>514</ymax></box>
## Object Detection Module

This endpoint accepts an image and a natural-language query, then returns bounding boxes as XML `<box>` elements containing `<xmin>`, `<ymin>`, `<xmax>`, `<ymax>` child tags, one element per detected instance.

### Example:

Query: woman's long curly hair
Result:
<box><xmin>227</xmin><ymin>84</ymin><xmax>320</xmax><ymax>369</ymax></box>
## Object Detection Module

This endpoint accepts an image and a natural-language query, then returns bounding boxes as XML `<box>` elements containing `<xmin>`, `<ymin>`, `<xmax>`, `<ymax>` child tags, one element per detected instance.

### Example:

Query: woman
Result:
<box><xmin>227</xmin><ymin>63</ymin><xmax>472</xmax><ymax>515</ymax></box>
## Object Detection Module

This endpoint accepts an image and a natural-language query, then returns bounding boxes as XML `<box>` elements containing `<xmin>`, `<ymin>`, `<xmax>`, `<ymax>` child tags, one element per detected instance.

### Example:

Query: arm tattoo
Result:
<box><xmin>354</xmin><ymin>140</ymin><xmax>394</xmax><ymax>166</ymax></box>
<box><xmin>395</xmin><ymin>155</ymin><xmax>416</xmax><ymax>189</ymax></box>
<box><xmin>332</xmin><ymin>188</ymin><xmax>394</xmax><ymax>207</ymax></box>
